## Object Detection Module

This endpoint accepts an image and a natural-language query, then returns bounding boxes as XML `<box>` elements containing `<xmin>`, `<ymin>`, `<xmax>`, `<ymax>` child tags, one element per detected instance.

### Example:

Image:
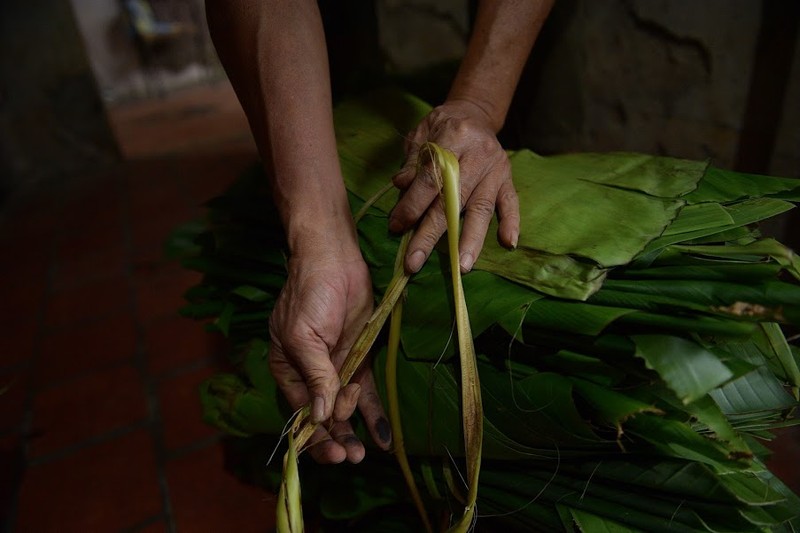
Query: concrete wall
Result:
<box><xmin>0</xmin><ymin>0</ymin><xmax>119</xmax><ymax>198</ymax></box>
<box><xmin>69</xmin><ymin>0</ymin><xmax>221</xmax><ymax>102</ymax></box>
<box><xmin>507</xmin><ymin>0</ymin><xmax>798</xmax><ymax>176</ymax></box>
<box><xmin>376</xmin><ymin>0</ymin><xmax>798</xmax><ymax>180</ymax></box>
<box><xmin>376</xmin><ymin>0</ymin><xmax>469</xmax><ymax>74</ymax></box>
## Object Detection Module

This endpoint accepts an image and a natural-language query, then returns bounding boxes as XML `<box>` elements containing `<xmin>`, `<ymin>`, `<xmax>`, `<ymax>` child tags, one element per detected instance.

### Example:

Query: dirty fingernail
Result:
<box><xmin>460</xmin><ymin>251</ymin><xmax>474</xmax><ymax>272</ymax></box>
<box><xmin>511</xmin><ymin>230</ymin><xmax>519</xmax><ymax>250</ymax></box>
<box><xmin>375</xmin><ymin>417</ymin><xmax>392</xmax><ymax>444</ymax></box>
<box><xmin>311</xmin><ymin>396</ymin><xmax>325</xmax><ymax>423</ymax></box>
<box><xmin>407</xmin><ymin>250</ymin><xmax>426</xmax><ymax>273</ymax></box>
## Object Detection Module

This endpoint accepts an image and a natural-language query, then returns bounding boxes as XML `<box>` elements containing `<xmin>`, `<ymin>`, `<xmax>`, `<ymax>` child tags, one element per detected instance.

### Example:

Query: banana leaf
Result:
<box><xmin>171</xmin><ymin>90</ymin><xmax>800</xmax><ymax>532</ymax></box>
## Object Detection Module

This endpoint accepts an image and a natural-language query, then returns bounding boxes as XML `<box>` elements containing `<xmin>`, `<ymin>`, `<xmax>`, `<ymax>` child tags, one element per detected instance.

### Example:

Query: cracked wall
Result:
<box><xmin>382</xmin><ymin>1</ymin><xmax>799</xmax><ymax>178</ymax></box>
<box><xmin>509</xmin><ymin>0</ymin><xmax>791</xmax><ymax>172</ymax></box>
<box><xmin>376</xmin><ymin>0</ymin><xmax>469</xmax><ymax>74</ymax></box>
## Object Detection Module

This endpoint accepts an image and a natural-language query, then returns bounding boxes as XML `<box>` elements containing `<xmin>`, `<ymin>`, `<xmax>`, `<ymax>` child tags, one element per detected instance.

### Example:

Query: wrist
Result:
<box><xmin>443</xmin><ymin>95</ymin><xmax>504</xmax><ymax>133</ymax></box>
<box><xmin>284</xmin><ymin>206</ymin><xmax>362</xmax><ymax>262</ymax></box>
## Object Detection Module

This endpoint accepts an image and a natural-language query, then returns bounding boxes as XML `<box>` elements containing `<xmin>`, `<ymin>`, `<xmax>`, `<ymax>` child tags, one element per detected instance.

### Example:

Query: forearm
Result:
<box><xmin>206</xmin><ymin>0</ymin><xmax>358</xmax><ymax>257</ymax></box>
<box><xmin>448</xmin><ymin>0</ymin><xmax>554</xmax><ymax>132</ymax></box>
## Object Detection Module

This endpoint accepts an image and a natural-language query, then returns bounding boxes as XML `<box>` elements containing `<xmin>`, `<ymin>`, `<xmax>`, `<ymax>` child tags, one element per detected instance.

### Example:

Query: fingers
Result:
<box><xmin>403</xmin><ymin>197</ymin><xmax>447</xmax><ymax>273</ymax></box>
<box><xmin>354</xmin><ymin>368</ymin><xmax>392</xmax><ymax>450</ymax></box>
<box><xmin>306</xmin><ymin>419</ymin><xmax>365</xmax><ymax>464</ymax></box>
<box><xmin>305</xmin><ymin>382</ymin><xmax>369</xmax><ymax>464</ymax></box>
<box><xmin>496</xmin><ymin>178</ymin><xmax>520</xmax><ymax>249</ymax></box>
<box><xmin>333</xmin><ymin>383</ymin><xmax>361</xmax><ymax>422</ymax></box>
<box><xmin>458</xmin><ymin>164</ymin><xmax>516</xmax><ymax>272</ymax></box>
<box><xmin>389</xmin><ymin>158</ymin><xmax>440</xmax><ymax>236</ymax></box>
<box><xmin>396</xmin><ymin>166</ymin><xmax>515</xmax><ymax>274</ymax></box>
<box><xmin>268</xmin><ymin>332</ymin><xmax>340</xmax><ymax>424</ymax></box>
<box><xmin>458</xmin><ymin>181</ymin><xmax>495</xmax><ymax>273</ymax></box>
<box><xmin>393</xmin><ymin>128</ymin><xmax>428</xmax><ymax>191</ymax></box>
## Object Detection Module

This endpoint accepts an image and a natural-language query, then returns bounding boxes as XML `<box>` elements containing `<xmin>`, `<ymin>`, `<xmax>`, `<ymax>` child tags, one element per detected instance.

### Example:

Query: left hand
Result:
<box><xmin>389</xmin><ymin>99</ymin><xmax>520</xmax><ymax>274</ymax></box>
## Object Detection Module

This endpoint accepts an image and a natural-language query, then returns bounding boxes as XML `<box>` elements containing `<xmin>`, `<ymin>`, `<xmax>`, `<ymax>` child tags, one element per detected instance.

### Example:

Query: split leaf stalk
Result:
<box><xmin>421</xmin><ymin>142</ymin><xmax>483</xmax><ymax>532</ymax></box>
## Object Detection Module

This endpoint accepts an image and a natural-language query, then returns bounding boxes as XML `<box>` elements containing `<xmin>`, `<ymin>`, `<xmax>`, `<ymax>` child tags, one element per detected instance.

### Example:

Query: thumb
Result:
<box><xmin>291</xmin><ymin>342</ymin><xmax>341</xmax><ymax>424</ymax></box>
<box><xmin>269</xmin><ymin>339</ymin><xmax>341</xmax><ymax>424</ymax></box>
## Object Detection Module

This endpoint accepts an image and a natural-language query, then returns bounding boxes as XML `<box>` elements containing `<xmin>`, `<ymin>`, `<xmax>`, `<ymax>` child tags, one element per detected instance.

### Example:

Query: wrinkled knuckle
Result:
<box><xmin>480</xmin><ymin>135</ymin><xmax>501</xmax><ymax>155</ymax></box>
<box><xmin>418</xmin><ymin>163</ymin><xmax>439</xmax><ymax>186</ymax></box>
<box><xmin>431</xmin><ymin>114</ymin><xmax>460</xmax><ymax>137</ymax></box>
<box><xmin>497</xmin><ymin>156</ymin><xmax>511</xmax><ymax>174</ymax></box>
<box><xmin>468</xmin><ymin>196</ymin><xmax>496</xmax><ymax>218</ymax></box>
<box><xmin>281</xmin><ymin>324</ymin><xmax>311</xmax><ymax>353</ymax></box>
<box><xmin>363</xmin><ymin>390</ymin><xmax>381</xmax><ymax>404</ymax></box>
<box><xmin>305</xmin><ymin>371</ymin><xmax>336</xmax><ymax>392</ymax></box>
<box><xmin>417</xmin><ymin>229</ymin><xmax>441</xmax><ymax>251</ymax></box>
<box><xmin>499</xmin><ymin>185</ymin><xmax>519</xmax><ymax>204</ymax></box>
<box><xmin>455</xmin><ymin>118</ymin><xmax>474</xmax><ymax>137</ymax></box>
<box><xmin>429</xmin><ymin>107</ymin><xmax>446</xmax><ymax>123</ymax></box>
<box><xmin>418</xmin><ymin>217</ymin><xmax>447</xmax><ymax>248</ymax></box>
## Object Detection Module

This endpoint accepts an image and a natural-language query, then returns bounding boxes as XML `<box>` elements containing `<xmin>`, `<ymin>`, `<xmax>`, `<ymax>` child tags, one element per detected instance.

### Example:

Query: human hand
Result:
<box><xmin>389</xmin><ymin>99</ymin><xmax>520</xmax><ymax>274</ymax></box>
<box><xmin>268</xmin><ymin>250</ymin><xmax>391</xmax><ymax>464</ymax></box>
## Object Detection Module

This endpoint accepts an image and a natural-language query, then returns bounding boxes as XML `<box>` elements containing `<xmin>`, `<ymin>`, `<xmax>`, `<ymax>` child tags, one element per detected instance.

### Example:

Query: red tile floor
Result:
<box><xmin>0</xmin><ymin>82</ymin><xmax>277</xmax><ymax>532</ymax></box>
<box><xmin>1</xmin><ymin>81</ymin><xmax>798</xmax><ymax>532</ymax></box>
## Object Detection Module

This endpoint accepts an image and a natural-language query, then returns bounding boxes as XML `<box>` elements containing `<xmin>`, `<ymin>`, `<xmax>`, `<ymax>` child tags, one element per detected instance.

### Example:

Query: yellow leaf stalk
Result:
<box><xmin>277</xmin><ymin>143</ymin><xmax>483</xmax><ymax>533</ymax></box>
<box><xmin>277</xmin><ymin>220</ymin><xmax>413</xmax><ymax>533</ymax></box>
<box><xmin>420</xmin><ymin>142</ymin><xmax>483</xmax><ymax>532</ymax></box>
<box><xmin>386</xmin><ymin>232</ymin><xmax>433</xmax><ymax>533</ymax></box>
<box><xmin>276</xmin><ymin>414</ymin><xmax>304</xmax><ymax>533</ymax></box>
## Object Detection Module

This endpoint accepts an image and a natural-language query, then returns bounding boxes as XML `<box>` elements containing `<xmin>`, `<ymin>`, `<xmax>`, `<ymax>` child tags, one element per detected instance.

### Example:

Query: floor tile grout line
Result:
<box><xmin>26</xmin><ymin>419</ymin><xmax>152</xmax><ymax>468</ymax></box>
<box><xmin>33</xmin><ymin>306</ymin><xmax>132</xmax><ymax>339</ymax></box>
<box><xmin>4</xmin><ymin>347</ymin><xmax>222</xmax><ymax>463</ymax></box>
<box><xmin>121</xmin><ymin>165</ymin><xmax>178</xmax><ymax>533</ymax></box>
<box><xmin>29</xmin><ymin>354</ymin><xmax>136</xmax><ymax>393</ymax></box>
<box><xmin>163</xmin><ymin>433</ymin><xmax>224</xmax><ymax>462</ymax></box>
<box><xmin>7</xmin><ymin>180</ymin><xmax>66</xmax><ymax>533</ymax></box>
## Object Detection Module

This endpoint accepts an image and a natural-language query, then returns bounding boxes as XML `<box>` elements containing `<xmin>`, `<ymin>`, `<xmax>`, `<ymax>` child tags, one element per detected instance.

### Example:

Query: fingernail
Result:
<box><xmin>510</xmin><ymin>230</ymin><xmax>519</xmax><ymax>250</ymax></box>
<box><xmin>375</xmin><ymin>417</ymin><xmax>392</xmax><ymax>444</ymax></box>
<box><xmin>311</xmin><ymin>396</ymin><xmax>325</xmax><ymax>423</ymax></box>
<box><xmin>460</xmin><ymin>251</ymin><xmax>474</xmax><ymax>272</ymax></box>
<box><xmin>388</xmin><ymin>216</ymin><xmax>402</xmax><ymax>234</ymax></box>
<box><xmin>407</xmin><ymin>250</ymin><xmax>426</xmax><ymax>273</ymax></box>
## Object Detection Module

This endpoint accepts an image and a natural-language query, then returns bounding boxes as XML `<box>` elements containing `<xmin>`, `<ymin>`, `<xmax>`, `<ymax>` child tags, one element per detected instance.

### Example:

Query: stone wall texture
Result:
<box><xmin>374</xmin><ymin>0</ymin><xmax>798</xmax><ymax>178</ymax></box>
<box><xmin>0</xmin><ymin>0</ymin><xmax>120</xmax><ymax>196</ymax></box>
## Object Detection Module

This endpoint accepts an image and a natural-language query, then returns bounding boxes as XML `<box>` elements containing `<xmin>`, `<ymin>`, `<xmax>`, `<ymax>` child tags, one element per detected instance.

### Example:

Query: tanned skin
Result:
<box><xmin>206</xmin><ymin>0</ymin><xmax>553</xmax><ymax>464</ymax></box>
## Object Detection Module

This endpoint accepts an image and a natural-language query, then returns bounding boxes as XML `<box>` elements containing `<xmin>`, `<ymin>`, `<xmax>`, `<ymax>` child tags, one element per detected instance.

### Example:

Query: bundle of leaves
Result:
<box><xmin>170</xmin><ymin>91</ymin><xmax>800</xmax><ymax>532</ymax></box>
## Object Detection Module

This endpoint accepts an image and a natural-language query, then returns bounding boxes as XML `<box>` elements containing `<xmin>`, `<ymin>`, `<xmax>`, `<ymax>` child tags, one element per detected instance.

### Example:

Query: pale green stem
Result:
<box><xmin>385</xmin><ymin>234</ymin><xmax>433</xmax><ymax>533</ymax></box>
<box><xmin>294</xmin><ymin>241</ymin><xmax>412</xmax><ymax>452</ymax></box>
<box><xmin>422</xmin><ymin>143</ymin><xmax>483</xmax><ymax>532</ymax></box>
<box><xmin>353</xmin><ymin>180</ymin><xmax>396</xmax><ymax>224</ymax></box>
<box><xmin>276</xmin><ymin>416</ymin><xmax>304</xmax><ymax>533</ymax></box>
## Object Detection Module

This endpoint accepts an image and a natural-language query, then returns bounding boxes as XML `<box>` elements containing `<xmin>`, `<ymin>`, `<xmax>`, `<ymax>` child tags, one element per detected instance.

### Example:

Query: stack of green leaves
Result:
<box><xmin>170</xmin><ymin>90</ymin><xmax>800</xmax><ymax>532</ymax></box>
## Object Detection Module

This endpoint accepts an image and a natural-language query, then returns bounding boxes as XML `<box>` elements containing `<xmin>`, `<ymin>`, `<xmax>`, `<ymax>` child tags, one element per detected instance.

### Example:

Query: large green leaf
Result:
<box><xmin>686</xmin><ymin>166</ymin><xmax>800</xmax><ymax>204</ymax></box>
<box><xmin>335</xmin><ymin>91</ymin><xmax>429</xmax><ymax>213</ymax></box>
<box><xmin>641</xmin><ymin>198</ymin><xmax>794</xmax><ymax>255</ymax></box>
<box><xmin>632</xmin><ymin>335</ymin><xmax>733</xmax><ymax>404</ymax></box>
<box><xmin>473</xmin><ymin>244</ymin><xmax>607</xmax><ymax>300</ymax></box>
<box><xmin>334</xmin><ymin>90</ymin><xmax>710</xmax><ymax>298</ymax></box>
<box><xmin>401</xmin><ymin>267</ymin><xmax>541</xmax><ymax>362</ymax></box>
<box><xmin>174</xmin><ymin>90</ymin><xmax>800</xmax><ymax>532</ymax></box>
<box><xmin>500</xmin><ymin>150</ymin><xmax>705</xmax><ymax>267</ymax></box>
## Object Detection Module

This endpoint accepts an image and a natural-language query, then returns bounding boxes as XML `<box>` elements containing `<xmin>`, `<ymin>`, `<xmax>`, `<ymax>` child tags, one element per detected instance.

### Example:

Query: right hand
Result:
<box><xmin>268</xmin><ymin>249</ymin><xmax>391</xmax><ymax>464</ymax></box>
